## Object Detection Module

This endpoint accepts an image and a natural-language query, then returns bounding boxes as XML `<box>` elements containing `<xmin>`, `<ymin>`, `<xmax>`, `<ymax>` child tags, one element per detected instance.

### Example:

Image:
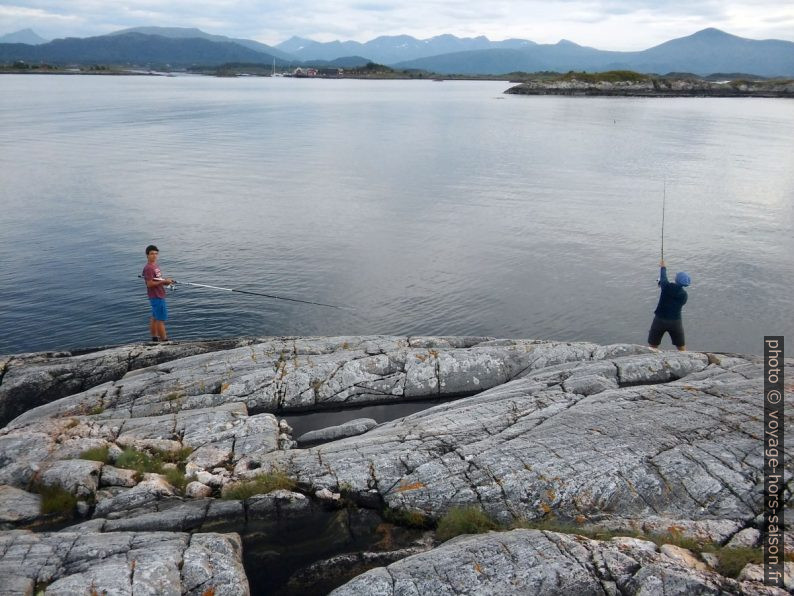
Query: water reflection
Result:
<box><xmin>1</xmin><ymin>77</ymin><xmax>792</xmax><ymax>355</ymax></box>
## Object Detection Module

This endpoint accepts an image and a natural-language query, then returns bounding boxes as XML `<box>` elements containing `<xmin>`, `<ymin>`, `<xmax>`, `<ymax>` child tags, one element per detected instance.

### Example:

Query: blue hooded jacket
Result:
<box><xmin>654</xmin><ymin>266</ymin><xmax>688</xmax><ymax>320</ymax></box>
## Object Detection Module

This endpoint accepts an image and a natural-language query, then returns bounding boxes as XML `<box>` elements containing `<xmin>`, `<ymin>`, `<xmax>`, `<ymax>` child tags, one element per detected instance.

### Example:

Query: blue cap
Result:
<box><xmin>675</xmin><ymin>272</ymin><xmax>691</xmax><ymax>286</ymax></box>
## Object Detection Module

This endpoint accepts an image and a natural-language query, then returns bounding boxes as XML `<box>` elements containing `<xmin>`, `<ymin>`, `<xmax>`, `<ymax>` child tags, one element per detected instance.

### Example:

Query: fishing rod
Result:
<box><xmin>138</xmin><ymin>276</ymin><xmax>351</xmax><ymax>311</ymax></box>
<box><xmin>661</xmin><ymin>178</ymin><xmax>666</xmax><ymax>261</ymax></box>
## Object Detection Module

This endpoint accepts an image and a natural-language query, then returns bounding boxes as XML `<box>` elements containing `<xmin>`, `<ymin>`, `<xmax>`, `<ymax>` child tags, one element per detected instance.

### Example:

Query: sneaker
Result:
<box><xmin>151</xmin><ymin>337</ymin><xmax>159</xmax><ymax>342</ymax></box>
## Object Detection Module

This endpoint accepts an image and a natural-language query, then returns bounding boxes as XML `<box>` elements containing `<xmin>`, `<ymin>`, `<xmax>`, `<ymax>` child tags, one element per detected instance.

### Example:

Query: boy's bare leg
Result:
<box><xmin>149</xmin><ymin>317</ymin><xmax>157</xmax><ymax>339</ymax></box>
<box><xmin>155</xmin><ymin>321</ymin><xmax>168</xmax><ymax>341</ymax></box>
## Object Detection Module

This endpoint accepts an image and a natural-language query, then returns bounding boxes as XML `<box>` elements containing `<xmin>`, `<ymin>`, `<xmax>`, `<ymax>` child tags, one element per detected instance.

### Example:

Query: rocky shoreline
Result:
<box><xmin>1</xmin><ymin>336</ymin><xmax>791</xmax><ymax>594</ymax></box>
<box><xmin>505</xmin><ymin>78</ymin><xmax>794</xmax><ymax>97</ymax></box>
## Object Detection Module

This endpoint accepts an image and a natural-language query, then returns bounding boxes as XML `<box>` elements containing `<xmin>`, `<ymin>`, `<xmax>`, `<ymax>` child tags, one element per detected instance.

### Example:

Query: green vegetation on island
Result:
<box><xmin>505</xmin><ymin>69</ymin><xmax>794</xmax><ymax>97</ymax></box>
<box><xmin>0</xmin><ymin>60</ymin><xmax>145</xmax><ymax>75</ymax></box>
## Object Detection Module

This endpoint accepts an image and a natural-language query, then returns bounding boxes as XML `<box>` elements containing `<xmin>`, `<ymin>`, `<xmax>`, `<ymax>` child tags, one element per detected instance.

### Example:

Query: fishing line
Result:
<box><xmin>138</xmin><ymin>276</ymin><xmax>352</xmax><ymax>311</ymax></box>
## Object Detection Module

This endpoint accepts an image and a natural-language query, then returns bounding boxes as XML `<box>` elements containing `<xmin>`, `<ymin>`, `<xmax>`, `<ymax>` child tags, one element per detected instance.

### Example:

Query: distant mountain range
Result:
<box><xmin>1</xmin><ymin>27</ymin><xmax>792</xmax><ymax>76</ymax></box>
<box><xmin>275</xmin><ymin>34</ymin><xmax>536</xmax><ymax>64</ymax></box>
<box><xmin>108</xmin><ymin>27</ymin><xmax>295</xmax><ymax>61</ymax></box>
<box><xmin>0</xmin><ymin>32</ymin><xmax>293</xmax><ymax>68</ymax></box>
<box><xmin>392</xmin><ymin>29</ymin><xmax>794</xmax><ymax>77</ymax></box>
<box><xmin>0</xmin><ymin>28</ymin><xmax>48</xmax><ymax>45</ymax></box>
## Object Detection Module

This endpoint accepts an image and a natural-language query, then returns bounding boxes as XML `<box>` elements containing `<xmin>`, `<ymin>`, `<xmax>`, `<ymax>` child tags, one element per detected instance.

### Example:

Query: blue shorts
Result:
<box><xmin>149</xmin><ymin>298</ymin><xmax>168</xmax><ymax>321</ymax></box>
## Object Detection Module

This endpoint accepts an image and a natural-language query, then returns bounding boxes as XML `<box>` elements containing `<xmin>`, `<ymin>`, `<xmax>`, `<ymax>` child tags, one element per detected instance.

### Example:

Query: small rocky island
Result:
<box><xmin>505</xmin><ymin>70</ymin><xmax>794</xmax><ymax>97</ymax></box>
<box><xmin>0</xmin><ymin>336</ymin><xmax>791</xmax><ymax>594</ymax></box>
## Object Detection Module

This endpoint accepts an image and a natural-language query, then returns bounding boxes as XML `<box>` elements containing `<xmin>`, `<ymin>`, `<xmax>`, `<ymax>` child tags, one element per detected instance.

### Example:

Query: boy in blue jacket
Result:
<box><xmin>648</xmin><ymin>259</ymin><xmax>691</xmax><ymax>351</ymax></box>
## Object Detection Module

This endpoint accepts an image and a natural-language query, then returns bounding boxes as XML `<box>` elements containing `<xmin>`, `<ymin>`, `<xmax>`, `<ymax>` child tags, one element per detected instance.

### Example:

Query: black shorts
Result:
<box><xmin>648</xmin><ymin>316</ymin><xmax>685</xmax><ymax>347</ymax></box>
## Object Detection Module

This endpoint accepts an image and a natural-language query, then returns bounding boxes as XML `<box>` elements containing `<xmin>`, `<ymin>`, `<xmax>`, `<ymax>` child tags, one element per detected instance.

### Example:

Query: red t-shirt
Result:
<box><xmin>142</xmin><ymin>263</ymin><xmax>166</xmax><ymax>299</ymax></box>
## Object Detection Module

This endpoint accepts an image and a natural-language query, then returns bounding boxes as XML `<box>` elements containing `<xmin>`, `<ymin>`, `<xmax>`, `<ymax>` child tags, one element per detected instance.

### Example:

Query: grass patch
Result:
<box><xmin>708</xmin><ymin>546</ymin><xmax>763</xmax><ymax>578</ymax></box>
<box><xmin>34</xmin><ymin>484</ymin><xmax>78</xmax><ymax>517</ymax></box>
<box><xmin>162</xmin><ymin>467</ymin><xmax>188</xmax><ymax>493</ymax></box>
<box><xmin>115</xmin><ymin>448</ymin><xmax>162</xmax><ymax>474</ymax></box>
<box><xmin>154</xmin><ymin>446</ymin><xmax>194</xmax><ymax>464</ymax></box>
<box><xmin>112</xmin><ymin>446</ymin><xmax>194</xmax><ymax>493</ymax></box>
<box><xmin>436</xmin><ymin>506</ymin><xmax>499</xmax><ymax>541</ymax></box>
<box><xmin>114</xmin><ymin>446</ymin><xmax>194</xmax><ymax>473</ymax></box>
<box><xmin>558</xmin><ymin>69</ymin><xmax>651</xmax><ymax>83</ymax></box>
<box><xmin>221</xmin><ymin>470</ymin><xmax>296</xmax><ymax>500</ymax></box>
<box><xmin>79</xmin><ymin>446</ymin><xmax>111</xmax><ymax>463</ymax></box>
<box><xmin>649</xmin><ymin>526</ymin><xmax>705</xmax><ymax>553</ymax></box>
<box><xmin>383</xmin><ymin>507</ymin><xmax>432</xmax><ymax>529</ymax></box>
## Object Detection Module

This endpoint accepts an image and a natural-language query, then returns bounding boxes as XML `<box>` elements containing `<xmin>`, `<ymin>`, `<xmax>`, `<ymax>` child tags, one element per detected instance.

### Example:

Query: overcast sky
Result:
<box><xmin>1</xmin><ymin>1</ymin><xmax>792</xmax><ymax>50</ymax></box>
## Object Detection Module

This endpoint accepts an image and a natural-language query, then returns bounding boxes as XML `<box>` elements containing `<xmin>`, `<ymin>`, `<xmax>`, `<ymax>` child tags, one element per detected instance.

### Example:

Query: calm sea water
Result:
<box><xmin>0</xmin><ymin>75</ymin><xmax>792</xmax><ymax>356</ymax></box>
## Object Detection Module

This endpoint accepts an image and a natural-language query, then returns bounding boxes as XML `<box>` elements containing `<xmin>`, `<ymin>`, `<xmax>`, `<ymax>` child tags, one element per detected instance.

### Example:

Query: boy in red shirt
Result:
<box><xmin>142</xmin><ymin>245</ymin><xmax>174</xmax><ymax>342</ymax></box>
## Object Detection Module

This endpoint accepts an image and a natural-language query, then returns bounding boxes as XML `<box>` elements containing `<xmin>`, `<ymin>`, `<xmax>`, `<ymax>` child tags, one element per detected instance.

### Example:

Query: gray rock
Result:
<box><xmin>185</xmin><ymin>481</ymin><xmax>213</xmax><ymax>499</ymax></box>
<box><xmin>195</xmin><ymin>471</ymin><xmax>224</xmax><ymax>488</ymax></box>
<box><xmin>591</xmin><ymin>516</ymin><xmax>743</xmax><ymax>544</ymax></box>
<box><xmin>69</xmin><ymin>518</ymin><xmax>108</xmax><ymax>532</ymax></box>
<box><xmin>278</xmin><ymin>433</ymin><xmax>298</xmax><ymax>450</ymax></box>
<box><xmin>660</xmin><ymin>544</ymin><xmax>710</xmax><ymax>572</ymax></box>
<box><xmin>95</xmin><ymin>493</ymin><xmax>313</xmax><ymax>535</ymax></box>
<box><xmin>188</xmin><ymin>443</ymin><xmax>233</xmax><ymax>470</ymax></box>
<box><xmin>287</xmin><ymin>545</ymin><xmax>433</xmax><ymax>593</ymax></box>
<box><xmin>726</xmin><ymin>528</ymin><xmax>761</xmax><ymax>549</ymax></box>
<box><xmin>0</xmin><ymin>338</ymin><xmax>263</xmax><ymax>426</ymax></box>
<box><xmin>315</xmin><ymin>488</ymin><xmax>341</xmax><ymax>502</ymax></box>
<box><xmin>103</xmin><ymin>499</ymin><xmax>244</xmax><ymax>533</ymax></box>
<box><xmin>0</xmin><ymin>529</ymin><xmax>249</xmax><ymax>595</ymax></box>
<box><xmin>0</xmin><ymin>485</ymin><xmax>41</xmax><ymax>524</ymax></box>
<box><xmin>0</xmin><ymin>403</ymin><xmax>280</xmax><ymax>503</ymax></box>
<box><xmin>6</xmin><ymin>339</ymin><xmax>635</xmax><ymax>493</ymax></box>
<box><xmin>259</xmin><ymin>351</ymin><xmax>789</xmax><ymax>540</ymax></box>
<box><xmin>114</xmin><ymin>404</ymin><xmax>278</xmax><ymax>470</ymax></box>
<box><xmin>1</xmin><ymin>336</ymin><xmax>792</xmax><ymax>595</ymax></box>
<box><xmin>298</xmin><ymin>418</ymin><xmax>378</xmax><ymax>444</ymax></box>
<box><xmin>39</xmin><ymin>458</ymin><xmax>103</xmax><ymax>497</ymax></box>
<box><xmin>94</xmin><ymin>476</ymin><xmax>175</xmax><ymax>519</ymax></box>
<box><xmin>701</xmin><ymin>552</ymin><xmax>720</xmax><ymax>569</ymax></box>
<box><xmin>738</xmin><ymin>562</ymin><xmax>794</xmax><ymax>591</ymax></box>
<box><xmin>247</xmin><ymin>490</ymin><xmax>312</xmax><ymax>519</ymax></box>
<box><xmin>182</xmin><ymin>532</ymin><xmax>249</xmax><ymax>595</ymax></box>
<box><xmin>100</xmin><ymin>465</ymin><xmax>139</xmax><ymax>488</ymax></box>
<box><xmin>0</xmin><ymin>574</ymin><xmax>35</xmax><ymax>594</ymax></box>
<box><xmin>330</xmin><ymin>529</ymin><xmax>782</xmax><ymax>595</ymax></box>
<box><xmin>6</xmin><ymin>337</ymin><xmax>612</xmax><ymax>425</ymax></box>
